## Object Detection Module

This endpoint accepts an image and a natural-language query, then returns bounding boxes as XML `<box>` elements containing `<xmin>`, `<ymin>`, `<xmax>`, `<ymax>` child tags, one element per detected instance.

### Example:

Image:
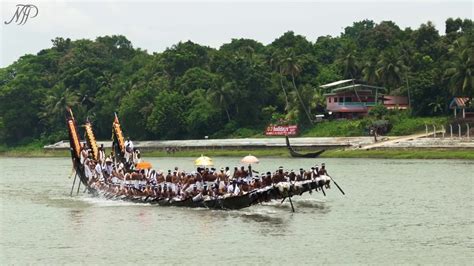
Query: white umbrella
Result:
<box><xmin>241</xmin><ymin>154</ymin><xmax>259</xmax><ymax>164</ymax></box>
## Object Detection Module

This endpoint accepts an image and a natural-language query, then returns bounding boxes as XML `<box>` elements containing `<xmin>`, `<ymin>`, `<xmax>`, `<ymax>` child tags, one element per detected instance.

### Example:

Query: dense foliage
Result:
<box><xmin>1</xmin><ymin>19</ymin><xmax>473</xmax><ymax>145</ymax></box>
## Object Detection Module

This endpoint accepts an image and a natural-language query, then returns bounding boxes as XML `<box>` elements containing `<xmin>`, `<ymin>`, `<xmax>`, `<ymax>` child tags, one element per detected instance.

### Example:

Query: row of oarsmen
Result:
<box><xmin>87</xmin><ymin>164</ymin><xmax>332</xmax><ymax>199</ymax></box>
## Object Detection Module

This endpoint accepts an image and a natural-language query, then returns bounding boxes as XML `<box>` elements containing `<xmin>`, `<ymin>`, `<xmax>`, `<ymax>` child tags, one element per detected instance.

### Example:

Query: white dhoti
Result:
<box><xmin>320</xmin><ymin>175</ymin><xmax>330</xmax><ymax>183</ymax></box>
<box><xmin>185</xmin><ymin>185</ymin><xmax>194</xmax><ymax>193</ymax></box>
<box><xmin>218</xmin><ymin>181</ymin><xmax>226</xmax><ymax>191</ymax></box>
<box><xmin>195</xmin><ymin>181</ymin><xmax>203</xmax><ymax>191</ymax></box>
<box><xmin>165</xmin><ymin>182</ymin><xmax>176</xmax><ymax>192</ymax></box>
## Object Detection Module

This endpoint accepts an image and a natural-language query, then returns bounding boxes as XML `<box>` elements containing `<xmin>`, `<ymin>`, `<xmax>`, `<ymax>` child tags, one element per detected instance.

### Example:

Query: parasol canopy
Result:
<box><xmin>194</xmin><ymin>155</ymin><xmax>213</xmax><ymax>166</ymax></box>
<box><xmin>241</xmin><ymin>154</ymin><xmax>259</xmax><ymax>164</ymax></box>
<box><xmin>136</xmin><ymin>161</ymin><xmax>152</xmax><ymax>170</ymax></box>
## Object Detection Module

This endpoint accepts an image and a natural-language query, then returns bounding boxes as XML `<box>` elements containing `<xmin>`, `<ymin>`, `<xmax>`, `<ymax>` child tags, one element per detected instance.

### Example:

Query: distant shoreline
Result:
<box><xmin>1</xmin><ymin>147</ymin><xmax>473</xmax><ymax>160</ymax></box>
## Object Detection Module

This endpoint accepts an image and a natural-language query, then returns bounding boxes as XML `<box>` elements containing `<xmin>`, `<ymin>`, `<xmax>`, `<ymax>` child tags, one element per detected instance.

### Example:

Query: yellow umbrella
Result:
<box><xmin>194</xmin><ymin>155</ymin><xmax>213</xmax><ymax>166</ymax></box>
<box><xmin>241</xmin><ymin>154</ymin><xmax>259</xmax><ymax>164</ymax></box>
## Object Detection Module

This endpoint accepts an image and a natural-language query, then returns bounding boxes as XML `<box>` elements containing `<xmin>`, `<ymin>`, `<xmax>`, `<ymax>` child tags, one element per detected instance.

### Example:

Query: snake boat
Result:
<box><xmin>66</xmin><ymin>108</ymin><xmax>339</xmax><ymax>210</ymax></box>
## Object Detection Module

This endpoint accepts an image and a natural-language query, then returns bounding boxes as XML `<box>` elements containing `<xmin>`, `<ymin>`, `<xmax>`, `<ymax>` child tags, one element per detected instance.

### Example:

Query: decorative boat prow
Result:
<box><xmin>112</xmin><ymin>113</ymin><xmax>126</xmax><ymax>164</ymax></box>
<box><xmin>66</xmin><ymin>108</ymin><xmax>90</xmax><ymax>194</ymax></box>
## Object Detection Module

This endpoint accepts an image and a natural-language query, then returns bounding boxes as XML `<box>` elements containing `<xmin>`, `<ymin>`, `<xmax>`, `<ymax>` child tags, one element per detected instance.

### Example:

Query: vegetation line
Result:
<box><xmin>1</xmin><ymin>18</ymin><xmax>472</xmax><ymax>149</ymax></box>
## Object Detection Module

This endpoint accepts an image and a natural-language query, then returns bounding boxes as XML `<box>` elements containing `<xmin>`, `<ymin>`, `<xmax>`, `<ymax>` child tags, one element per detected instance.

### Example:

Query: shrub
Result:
<box><xmin>388</xmin><ymin>116</ymin><xmax>448</xmax><ymax>136</ymax></box>
<box><xmin>368</xmin><ymin>104</ymin><xmax>389</xmax><ymax>119</ymax></box>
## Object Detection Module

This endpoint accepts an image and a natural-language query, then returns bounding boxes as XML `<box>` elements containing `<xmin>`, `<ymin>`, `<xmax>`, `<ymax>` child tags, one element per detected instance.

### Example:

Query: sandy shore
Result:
<box><xmin>43</xmin><ymin>136</ymin><xmax>474</xmax><ymax>151</ymax></box>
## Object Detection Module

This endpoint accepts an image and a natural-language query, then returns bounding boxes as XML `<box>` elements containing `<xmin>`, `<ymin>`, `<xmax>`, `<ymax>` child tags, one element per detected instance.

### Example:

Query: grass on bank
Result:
<box><xmin>204</xmin><ymin>113</ymin><xmax>451</xmax><ymax>138</ymax></box>
<box><xmin>145</xmin><ymin>148</ymin><xmax>474</xmax><ymax>159</ymax></box>
<box><xmin>1</xmin><ymin>146</ymin><xmax>473</xmax><ymax>160</ymax></box>
<box><xmin>301</xmin><ymin>115</ymin><xmax>449</xmax><ymax>137</ymax></box>
<box><xmin>321</xmin><ymin>148</ymin><xmax>474</xmax><ymax>160</ymax></box>
<box><xmin>0</xmin><ymin>141</ymin><xmax>70</xmax><ymax>157</ymax></box>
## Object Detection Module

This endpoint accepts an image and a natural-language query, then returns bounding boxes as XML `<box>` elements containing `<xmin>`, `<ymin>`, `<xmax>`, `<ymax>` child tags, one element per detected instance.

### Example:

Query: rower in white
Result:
<box><xmin>124</xmin><ymin>138</ymin><xmax>134</xmax><ymax>163</ymax></box>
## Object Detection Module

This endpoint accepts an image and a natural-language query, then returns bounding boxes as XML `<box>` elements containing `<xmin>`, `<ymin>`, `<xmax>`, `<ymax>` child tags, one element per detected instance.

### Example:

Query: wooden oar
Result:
<box><xmin>76</xmin><ymin>180</ymin><xmax>81</xmax><ymax>195</ymax></box>
<box><xmin>70</xmin><ymin>172</ymin><xmax>77</xmax><ymax>196</ymax></box>
<box><xmin>280</xmin><ymin>185</ymin><xmax>295</xmax><ymax>212</ymax></box>
<box><xmin>288</xmin><ymin>196</ymin><xmax>295</xmax><ymax>212</ymax></box>
<box><xmin>68</xmin><ymin>168</ymin><xmax>75</xmax><ymax>179</ymax></box>
<box><xmin>288</xmin><ymin>182</ymin><xmax>296</xmax><ymax>212</ymax></box>
<box><xmin>328</xmin><ymin>175</ymin><xmax>345</xmax><ymax>195</ymax></box>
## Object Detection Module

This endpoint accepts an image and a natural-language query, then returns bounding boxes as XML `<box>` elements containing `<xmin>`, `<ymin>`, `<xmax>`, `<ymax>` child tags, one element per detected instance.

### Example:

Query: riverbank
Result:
<box><xmin>1</xmin><ymin>147</ymin><xmax>473</xmax><ymax>160</ymax></box>
<box><xmin>147</xmin><ymin>148</ymin><xmax>474</xmax><ymax>160</ymax></box>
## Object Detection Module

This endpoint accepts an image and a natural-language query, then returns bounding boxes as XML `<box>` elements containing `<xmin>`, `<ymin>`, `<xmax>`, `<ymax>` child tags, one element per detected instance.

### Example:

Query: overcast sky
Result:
<box><xmin>1</xmin><ymin>0</ymin><xmax>472</xmax><ymax>67</ymax></box>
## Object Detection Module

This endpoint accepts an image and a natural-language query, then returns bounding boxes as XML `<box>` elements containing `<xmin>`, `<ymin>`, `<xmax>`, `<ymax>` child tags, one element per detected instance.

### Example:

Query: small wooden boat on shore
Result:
<box><xmin>285</xmin><ymin>136</ymin><xmax>326</xmax><ymax>158</ymax></box>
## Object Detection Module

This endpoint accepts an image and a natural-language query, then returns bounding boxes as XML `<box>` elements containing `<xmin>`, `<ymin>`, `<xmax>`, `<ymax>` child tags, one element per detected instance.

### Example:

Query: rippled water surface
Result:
<box><xmin>0</xmin><ymin>157</ymin><xmax>473</xmax><ymax>264</ymax></box>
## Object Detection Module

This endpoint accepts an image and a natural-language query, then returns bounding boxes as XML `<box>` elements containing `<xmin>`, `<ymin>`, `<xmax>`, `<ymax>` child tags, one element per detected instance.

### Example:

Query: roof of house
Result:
<box><xmin>449</xmin><ymin>97</ymin><xmax>471</xmax><ymax>109</ymax></box>
<box><xmin>331</xmin><ymin>84</ymin><xmax>386</xmax><ymax>93</ymax></box>
<box><xmin>323</xmin><ymin>84</ymin><xmax>387</xmax><ymax>96</ymax></box>
<box><xmin>320</xmin><ymin>79</ymin><xmax>354</xmax><ymax>89</ymax></box>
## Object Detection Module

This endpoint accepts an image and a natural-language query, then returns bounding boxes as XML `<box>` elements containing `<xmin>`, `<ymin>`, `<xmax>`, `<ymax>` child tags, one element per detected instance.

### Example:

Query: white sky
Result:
<box><xmin>0</xmin><ymin>0</ymin><xmax>472</xmax><ymax>67</ymax></box>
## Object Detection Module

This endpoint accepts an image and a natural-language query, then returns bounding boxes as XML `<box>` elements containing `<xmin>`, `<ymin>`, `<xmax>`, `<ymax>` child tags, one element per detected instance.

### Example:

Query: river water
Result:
<box><xmin>0</xmin><ymin>157</ymin><xmax>472</xmax><ymax>264</ymax></box>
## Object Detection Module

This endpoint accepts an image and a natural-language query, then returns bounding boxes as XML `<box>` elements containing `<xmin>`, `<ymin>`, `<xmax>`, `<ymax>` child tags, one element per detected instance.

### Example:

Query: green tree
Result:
<box><xmin>160</xmin><ymin>41</ymin><xmax>211</xmax><ymax>78</ymax></box>
<box><xmin>185</xmin><ymin>89</ymin><xmax>222</xmax><ymax>138</ymax></box>
<box><xmin>147</xmin><ymin>90</ymin><xmax>187</xmax><ymax>139</ymax></box>
<box><xmin>175</xmin><ymin>67</ymin><xmax>217</xmax><ymax>95</ymax></box>
<box><xmin>118</xmin><ymin>86</ymin><xmax>158</xmax><ymax>139</ymax></box>
<box><xmin>445</xmin><ymin>18</ymin><xmax>463</xmax><ymax>34</ymax></box>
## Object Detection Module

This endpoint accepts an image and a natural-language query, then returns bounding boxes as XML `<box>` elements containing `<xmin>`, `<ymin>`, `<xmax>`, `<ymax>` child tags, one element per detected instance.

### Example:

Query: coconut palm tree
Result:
<box><xmin>42</xmin><ymin>86</ymin><xmax>80</xmax><ymax>119</ymax></box>
<box><xmin>399</xmin><ymin>45</ymin><xmax>414</xmax><ymax>109</ymax></box>
<box><xmin>208</xmin><ymin>80</ymin><xmax>234</xmax><ymax>122</ymax></box>
<box><xmin>445</xmin><ymin>37</ymin><xmax>474</xmax><ymax>97</ymax></box>
<box><xmin>279</xmin><ymin>49</ymin><xmax>313</xmax><ymax>124</ymax></box>
<box><xmin>341</xmin><ymin>51</ymin><xmax>359</xmax><ymax>79</ymax></box>
<box><xmin>362</xmin><ymin>57</ymin><xmax>378</xmax><ymax>84</ymax></box>
<box><xmin>310</xmin><ymin>87</ymin><xmax>327</xmax><ymax>113</ymax></box>
<box><xmin>40</xmin><ymin>85</ymin><xmax>81</xmax><ymax>132</ymax></box>
<box><xmin>428</xmin><ymin>96</ymin><xmax>445</xmax><ymax>115</ymax></box>
<box><xmin>376</xmin><ymin>51</ymin><xmax>404</xmax><ymax>93</ymax></box>
<box><xmin>269</xmin><ymin>50</ymin><xmax>290</xmax><ymax>111</ymax></box>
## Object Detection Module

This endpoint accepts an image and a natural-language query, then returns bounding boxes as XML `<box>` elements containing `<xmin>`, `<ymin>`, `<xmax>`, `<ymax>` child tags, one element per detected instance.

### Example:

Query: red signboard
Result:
<box><xmin>265</xmin><ymin>125</ymin><xmax>298</xmax><ymax>136</ymax></box>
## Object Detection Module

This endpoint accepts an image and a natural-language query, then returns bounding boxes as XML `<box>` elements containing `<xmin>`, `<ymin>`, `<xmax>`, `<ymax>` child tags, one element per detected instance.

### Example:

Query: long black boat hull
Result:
<box><xmin>86</xmin><ymin>180</ymin><xmax>322</xmax><ymax>210</ymax></box>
